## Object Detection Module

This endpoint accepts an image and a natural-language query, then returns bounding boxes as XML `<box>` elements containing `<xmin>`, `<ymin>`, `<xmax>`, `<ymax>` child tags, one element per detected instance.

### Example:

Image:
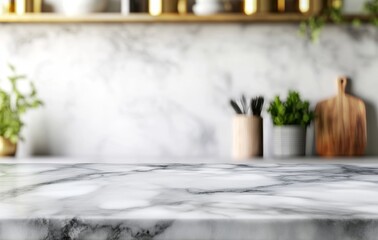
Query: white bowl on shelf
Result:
<box><xmin>193</xmin><ymin>0</ymin><xmax>224</xmax><ymax>15</ymax></box>
<box><xmin>44</xmin><ymin>0</ymin><xmax>109</xmax><ymax>15</ymax></box>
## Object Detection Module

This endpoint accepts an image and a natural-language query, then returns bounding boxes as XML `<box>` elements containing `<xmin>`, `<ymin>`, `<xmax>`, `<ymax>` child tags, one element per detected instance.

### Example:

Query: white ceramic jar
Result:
<box><xmin>44</xmin><ymin>0</ymin><xmax>109</xmax><ymax>15</ymax></box>
<box><xmin>193</xmin><ymin>0</ymin><xmax>224</xmax><ymax>15</ymax></box>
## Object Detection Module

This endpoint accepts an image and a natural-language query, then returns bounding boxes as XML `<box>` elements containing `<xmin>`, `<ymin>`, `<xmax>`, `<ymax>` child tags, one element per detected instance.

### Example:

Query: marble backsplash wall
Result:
<box><xmin>0</xmin><ymin>24</ymin><xmax>377</xmax><ymax>159</ymax></box>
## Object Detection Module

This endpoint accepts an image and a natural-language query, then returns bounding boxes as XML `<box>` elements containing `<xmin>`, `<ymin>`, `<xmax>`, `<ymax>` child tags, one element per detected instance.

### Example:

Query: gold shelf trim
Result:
<box><xmin>0</xmin><ymin>13</ymin><xmax>371</xmax><ymax>24</ymax></box>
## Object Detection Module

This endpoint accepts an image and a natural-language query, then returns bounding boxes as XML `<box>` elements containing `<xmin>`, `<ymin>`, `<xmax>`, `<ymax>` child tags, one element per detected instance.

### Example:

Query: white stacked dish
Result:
<box><xmin>193</xmin><ymin>0</ymin><xmax>224</xmax><ymax>15</ymax></box>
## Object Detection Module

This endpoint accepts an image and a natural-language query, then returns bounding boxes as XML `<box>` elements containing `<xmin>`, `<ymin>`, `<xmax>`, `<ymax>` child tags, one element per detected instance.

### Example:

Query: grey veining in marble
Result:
<box><xmin>0</xmin><ymin>24</ymin><xmax>376</xmax><ymax>159</ymax></box>
<box><xmin>2</xmin><ymin>162</ymin><xmax>378</xmax><ymax>239</ymax></box>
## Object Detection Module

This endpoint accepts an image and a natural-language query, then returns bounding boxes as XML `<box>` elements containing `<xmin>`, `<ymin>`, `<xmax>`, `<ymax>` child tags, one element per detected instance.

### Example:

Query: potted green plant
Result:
<box><xmin>230</xmin><ymin>95</ymin><xmax>264</xmax><ymax>160</ymax></box>
<box><xmin>267</xmin><ymin>91</ymin><xmax>314</xmax><ymax>157</ymax></box>
<box><xmin>0</xmin><ymin>65</ymin><xmax>43</xmax><ymax>157</ymax></box>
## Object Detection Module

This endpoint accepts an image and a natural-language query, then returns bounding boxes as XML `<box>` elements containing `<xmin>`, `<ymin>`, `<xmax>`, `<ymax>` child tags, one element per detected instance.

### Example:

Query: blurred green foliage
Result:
<box><xmin>0</xmin><ymin>64</ymin><xmax>43</xmax><ymax>143</ymax></box>
<box><xmin>300</xmin><ymin>0</ymin><xmax>378</xmax><ymax>42</ymax></box>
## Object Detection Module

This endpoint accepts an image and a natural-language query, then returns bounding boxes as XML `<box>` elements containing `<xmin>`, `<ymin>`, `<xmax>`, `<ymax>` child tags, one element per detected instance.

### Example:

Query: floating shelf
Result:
<box><xmin>0</xmin><ymin>13</ymin><xmax>370</xmax><ymax>24</ymax></box>
<box><xmin>0</xmin><ymin>13</ymin><xmax>312</xmax><ymax>23</ymax></box>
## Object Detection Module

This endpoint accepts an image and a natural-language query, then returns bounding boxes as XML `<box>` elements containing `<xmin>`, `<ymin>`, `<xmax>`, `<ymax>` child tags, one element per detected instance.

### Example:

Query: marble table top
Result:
<box><xmin>1</xmin><ymin>161</ymin><xmax>378</xmax><ymax>240</ymax></box>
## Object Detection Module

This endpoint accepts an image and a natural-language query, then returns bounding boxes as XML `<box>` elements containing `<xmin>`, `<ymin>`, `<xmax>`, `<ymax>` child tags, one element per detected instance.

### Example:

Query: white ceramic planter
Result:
<box><xmin>273</xmin><ymin>126</ymin><xmax>306</xmax><ymax>157</ymax></box>
<box><xmin>343</xmin><ymin>0</ymin><xmax>369</xmax><ymax>14</ymax></box>
<box><xmin>44</xmin><ymin>0</ymin><xmax>109</xmax><ymax>15</ymax></box>
<box><xmin>232</xmin><ymin>116</ymin><xmax>263</xmax><ymax>160</ymax></box>
<box><xmin>193</xmin><ymin>0</ymin><xmax>224</xmax><ymax>15</ymax></box>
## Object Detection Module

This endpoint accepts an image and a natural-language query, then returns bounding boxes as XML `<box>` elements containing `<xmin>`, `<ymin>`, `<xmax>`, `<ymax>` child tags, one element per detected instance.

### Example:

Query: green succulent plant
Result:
<box><xmin>0</xmin><ymin>64</ymin><xmax>43</xmax><ymax>143</ymax></box>
<box><xmin>267</xmin><ymin>91</ymin><xmax>314</xmax><ymax>126</ymax></box>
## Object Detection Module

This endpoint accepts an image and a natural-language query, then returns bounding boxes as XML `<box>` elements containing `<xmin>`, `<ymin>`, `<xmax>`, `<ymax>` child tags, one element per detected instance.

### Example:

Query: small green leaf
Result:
<box><xmin>8</xmin><ymin>64</ymin><xmax>15</xmax><ymax>72</ymax></box>
<box><xmin>352</xmin><ymin>19</ymin><xmax>362</xmax><ymax>27</ymax></box>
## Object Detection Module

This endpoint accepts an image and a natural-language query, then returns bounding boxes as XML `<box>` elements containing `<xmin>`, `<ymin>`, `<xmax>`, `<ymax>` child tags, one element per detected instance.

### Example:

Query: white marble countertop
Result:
<box><xmin>1</xmin><ymin>161</ymin><xmax>378</xmax><ymax>240</ymax></box>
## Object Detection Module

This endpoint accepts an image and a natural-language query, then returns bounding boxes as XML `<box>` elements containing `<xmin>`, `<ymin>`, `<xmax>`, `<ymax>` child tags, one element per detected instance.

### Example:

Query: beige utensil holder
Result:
<box><xmin>232</xmin><ymin>115</ymin><xmax>263</xmax><ymax>160</ymax></box>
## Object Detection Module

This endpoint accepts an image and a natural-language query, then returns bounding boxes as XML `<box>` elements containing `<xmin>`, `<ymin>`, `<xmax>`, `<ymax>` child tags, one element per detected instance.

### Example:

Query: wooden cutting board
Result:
<box><xmin>315</xmin><ymin>77</ymin><xmax>367</xmax><ymax>156</ymax></box>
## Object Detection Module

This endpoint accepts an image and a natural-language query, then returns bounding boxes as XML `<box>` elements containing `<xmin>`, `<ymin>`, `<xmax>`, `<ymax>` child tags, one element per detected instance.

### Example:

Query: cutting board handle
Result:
<box><xmin>338</xmin><ymin>77</ymin><xmax>347</xmax><ymax>96</ymax></box>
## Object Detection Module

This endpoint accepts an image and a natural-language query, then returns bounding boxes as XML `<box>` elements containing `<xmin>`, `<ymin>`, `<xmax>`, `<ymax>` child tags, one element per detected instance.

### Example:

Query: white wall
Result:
<box><xmin>0</xmin><ymin>24</ymin><xmax>376</xmax><ymax>159</ymax></box>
